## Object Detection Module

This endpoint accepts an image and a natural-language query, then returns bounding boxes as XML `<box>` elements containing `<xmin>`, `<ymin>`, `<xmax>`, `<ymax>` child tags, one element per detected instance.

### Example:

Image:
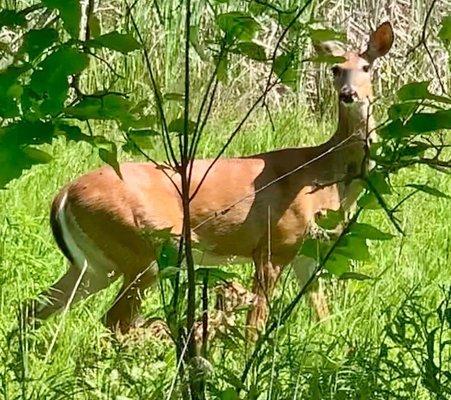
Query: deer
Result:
<box><xmin>28</xmin><ymin>22</ymin><xmax>394</xmax><ymax>336</ymax></box>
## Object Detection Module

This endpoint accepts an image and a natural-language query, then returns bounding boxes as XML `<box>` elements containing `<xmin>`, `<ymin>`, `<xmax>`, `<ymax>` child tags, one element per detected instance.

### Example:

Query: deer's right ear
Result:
<box><xmin>362</xmin><ymin>21</ymin><xmax>394</xmax><ymax>62</ymax></box>
<box><xmin>313</xmin><ymin>41</ymin><xmax>345</xmax><ymax>57</ymax></box>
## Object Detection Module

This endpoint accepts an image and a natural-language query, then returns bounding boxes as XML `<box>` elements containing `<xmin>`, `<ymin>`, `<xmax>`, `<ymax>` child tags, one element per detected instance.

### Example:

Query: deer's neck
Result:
<box><xmin>332</xmin><ymin>100</ymin><xmax>375</xmax><ymax>145</ymax></box>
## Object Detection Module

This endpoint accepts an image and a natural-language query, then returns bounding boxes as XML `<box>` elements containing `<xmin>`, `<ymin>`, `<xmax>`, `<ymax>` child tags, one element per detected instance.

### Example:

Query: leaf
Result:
<box><xmin>19</xmin><ymin>28</ymin><xmax>59</xmax><ymax>60</ymax></box>
<box><xmin>0</xmin><ymin>120</ymin><xmax>55</xmax><ymax>147</ymax></box>
<box><xmin>388</xmin><ymin>102</ymin><xmax>419</xmax><ymax>120</ymax></box>
<box><xmin>0</xmin><ymin>66</ymin><xmax>29</xmax><ymax>118</ymax></box>
<box><xmin>65</xmin><ymin>94</ymin><xmax>132</xmax><ymax>122</ymax></box>
<box><xmin>406</xmin><ymin>184</ymin><xmax>450</xmax><ymax>199</ymax></box>
<box><xmin>273</xmin><ymin>53</ymin><xmax>298</xmax><ymax>89</ymax></box>
<box><xmin>0</xmin><ymin>9</ymin><xmax>27</xmax><ymax>28</ymax></box>
<box><xmin>350</xmin><ymin>223</ymin><xmax>394</xmax><ymax>240</ymax></box>
<box><xmin>42</xmin><ymin>0</ymin><xmax>81</xmax><ymax>38</ymax></box>
<box><xmin>216</xmin><ymin>54</ymin><xmax>229</xmax><ymax>83</ymax></box>
<box><xmin>96</xmin><ymin>139</ymin><xmax>122</xmax><ymax>178</ymax></box>
<box><xmin>307</xmin><ymin>54</ymin><xmax>346</xmax><ymax>64</ymax></box>
<box><xmin>30</xmin><ymin>46</ymin><xmax>89</xmax><ymax>115</ymax></box>
<box><xmin>335</xmin><ymin>236</ymin><xmax>370</xmax><ymax>261</ymax></box>
<box><xmin>339</xmin><ymin>272</ymin><xmax>372</xmax><ymax>281</ymax></box>
<box><xmin>397</xmin><ymin>81</ymin><xmax>451</xmax><ymax>105</ymax></box>
<box><xmin>189</xmin><ymin>25</ymin><xmax>207</xmax><ymax>61</ymax></box>
<box><xmin>405</xmin><ymin>110</ymin><xmax>451</xmax><ymax>134</ymax></box>
<box><xmin>159</xmin><ymin>267</ymin><xmax>180</xmax><ymax>280</ymax></box>
<box><xmin>217</xmin><ymin>12</ymin><xmax>261</xmax><ymax>42</ymax></box>
<box><xmin>309</xmin><ymin>28</ymin><xmax>346</xmax><ymax>43</ymax></box>
<box><xmin>88</xmin><ymin>32</ymin><xmax>141</xmax><ymax>54</ymax></box>
<box><xmin>235</xmin><ymin>41</ymin><xmax>266</xmax><ymax>61</ymax></box>
<box><xmin>88</xmin><ymin>14</ymin><xmax>101</xmax><ymax>38</ymax></box>
<box><xmin>367</xmin><ymin>171</ymin><xmax>391</xmax><ymax>194</ymax></box>
<box><xmin>325</xmin><ymin>254</ymin><xmax>349</xmax><ymax>276</ymax></box>
<box><xmin>357</xmin><ymin>192</ymin><xmax>380</xmax><ymax>209</ymax></box>
<box><xmin>317</xmin><ymin>209</ymin><xmax>344</xmax><ymax>229</ymax></box>
<box><xmin>438</xmin><ymin>16</ymin><xmax>451</xmax><ymax>42</ymax></box>
<box><xmin>128</xmin><ymin>129</ymin><xmax>160</xmax><ymax>149</ymax></box>
<box><xmin>378</xmin><ymin>119</ymin><xmax>410</xmax><ymax>139</ymax></box>
<box><xmin>168</xmin><ymin>118</ymin><xmax>196</xmax><ymax>135</ymax></box>
<box><xmin>219</xmin><ymin>387</ymin><xmax>240</xmax><ymax>400</ymax></box>
<box><xmin>157</xmin><ymin>241</ymin><xmax>179</xmax><ymax>270</ymax></box>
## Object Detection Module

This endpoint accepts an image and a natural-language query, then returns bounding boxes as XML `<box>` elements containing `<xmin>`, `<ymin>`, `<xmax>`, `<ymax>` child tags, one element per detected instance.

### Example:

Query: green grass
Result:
<box><xmin>0</xmin><ymin>108</ymin><xmax>449</xmax><ymax>399</ymax></box>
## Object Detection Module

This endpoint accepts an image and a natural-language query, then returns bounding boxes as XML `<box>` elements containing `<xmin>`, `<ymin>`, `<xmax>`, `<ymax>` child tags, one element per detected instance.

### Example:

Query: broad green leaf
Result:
<box><xmin>0</xmin><ymin>66</ymin><xmax>29</xmax><ymax>118</ymax></box>
<box><xmin>388</xmin><ymin>102</ymin><xmax>419</xmax><ymax>120</ymax></box>
<box><xmin>406</xmin><ymin>184</ymin><xmax>450</xmax><ymax>199</ymax></box>
<box><xmin>168</xmin><ymin>118</ymin><xmax>196</xmax><ymax>135</ymax></box>
<box><xmin>88</xmin><ymin>14</ymin><xmax>101</xmax><ymax>38</ymax></box>
<box><xmin>273</xmin><ymin>53</ymin><xmax>297</xmax><ymax>89</ymax></box>
<box><xmin>336</xmin><ymin>236</ymin><xmax>370</xmax><ymax>261</ymax></box>
<box><xmin>42</xmin><ymin>0</ymin><xmax>81</xmax><ymax>38</ymax></box>
<box><xmin>157</xmin><ymin>241</ymin><xmax>179</xmax><ymax>270</ymax></box>
<box><xmin>216</xmin><ymin>54</ymin><xmax>229</xmax><ymax>83</ymax></box>
<box><xmin>55</xmin><ymin>123</ymin><xmax>91</xmax><ymax>142</ymax></box>
<box><xmin>308</xmin><ymin>54</ymin><xmax>346</xmax><ymax>64</ymax></box>
<box><xmin>0</xmin><ymin>145</ymin><xmax>52</xmax><ymax>188</ymax></box>
<box><xmin>217</xmin><ymin>12</ymin><xmax>261</xmax><ymax>42</ymax></box>
<box><xmin>97</xmin><ymin>140</ymin><xmax>121</xmax><ymax>177</ymax></box>
<box><xmin>405</xmin><ymin>110</ymin><xmax>451</xmax><ymax>134</ymax></box>
<box><xmin>30</xmin><ymin>47</ymin><xmax>89</xmax><ymax>115</ymax></box>
<box><xmin>0</xmin><ymin>9</ymin><xmax>27</xmax><ymax>28</ymax></box>
<box><xmin>88</xmin><ymin>32</ymin><xmax>141</xmax><ymax>54</ymax></box>
<box><xmin>128</xmin><ymin>129</ymin><xmax>160</xmax><ymax>148</ymax></box>
<box><xmin>299</xmin><ymin>238</ymin><xmax>329</xmax><ymax>259</ymax></box>
<box><xmin>438</xmin><ymin>16</ymin><xmax>451</xmax><ymax>42</ymax></box>
<box><xmin>357</xmin><ymin>192</ymin><xmax>380</xmax><ymax>209</ymax></box>
<box><xmin>189</xmin><ymin>25</ymin><xmax>207</xmax><ymax>61</ymax></box>
<box><xmin>65</xmin><ymin>94</ymin><xmax>132</xmax><ymax>122</ymax></box>
<box><xmin>219</xmin><ymin>387</ymin><xmax>240</xmax><ymax>400</ymax></box>
<box><xmin>317</xmin><ymin>209</ymin><xmax>344</xmax><ymax>229</ymax></box>
<box><xmin>339</xmin><ymin>272</ymin><xmax>372</xmax><ymax>281</ymax></box>
<box><xmin>235</xmin><ymin>41</ymin><xmax>266</xmax><ymax>61</ymax></box>
<box><xmin>378</xmin><ymin>119</ymin><xmax>410</xmax><ymax>139</ymax></box>
<box><xmin>397</xmin><ymin>81</ymin><xmax>451</xmax><ymax>105</ymax></box>
<box><xmin>325</xmin><ymin>254</ymin><xmax>349</xmax><ymax>276</ymax></box>
<box><xmin>19</xmin><ymin>28</ymin><xmax>59</xmax><ymax>60</ymax></box>
<box><xmin>0</xmin><ymin>121</ymin><xmax>54</xmax><ymax>147</ymax></box>
<box><xmin>350</xmin><ymin>223</ymin><xmax>394</xmax><ymax>240</ymax></box>
<box><xmin>159</xmin><ymin>266</ymin><xmax>180</xmax><ymax>280</ymax></box>
<box><xmin>309</xmin><ymin>28</ymin><xmax>346</xmax><ymax>43</ymax></box>
<box><xmin>367</xmin><ymin>171</ymin><xmax>391</xmax><ymax>194</ymax></box>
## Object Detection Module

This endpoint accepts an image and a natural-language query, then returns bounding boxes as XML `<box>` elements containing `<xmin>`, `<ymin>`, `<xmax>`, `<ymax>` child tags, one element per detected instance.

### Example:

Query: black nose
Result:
<box><xmin>339</xmin><ymin>87</ymin><xmax>357</xmax><ymax>103</ymax></box>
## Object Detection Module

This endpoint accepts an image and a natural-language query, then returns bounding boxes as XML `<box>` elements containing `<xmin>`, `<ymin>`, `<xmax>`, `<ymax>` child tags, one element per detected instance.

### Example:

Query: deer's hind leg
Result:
<box><xmin>246</xmin><ymin>248</ymin><xmax>282</xmax><ymax>337</ymax></box>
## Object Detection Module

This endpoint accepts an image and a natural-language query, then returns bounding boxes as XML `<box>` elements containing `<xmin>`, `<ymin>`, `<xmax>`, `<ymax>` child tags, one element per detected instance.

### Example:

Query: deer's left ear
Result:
<box><xmin>361</xmin><ymin>21</ymin><xmax>394</xmax><ymax>62</ymax></box>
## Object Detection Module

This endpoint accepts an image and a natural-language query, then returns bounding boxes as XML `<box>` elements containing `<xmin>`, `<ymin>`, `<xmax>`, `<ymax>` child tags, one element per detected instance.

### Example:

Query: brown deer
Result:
<box><xmin>29</xmin><ymin>22</ymin><xmax>394</xmax><ymax>335</ymax></box>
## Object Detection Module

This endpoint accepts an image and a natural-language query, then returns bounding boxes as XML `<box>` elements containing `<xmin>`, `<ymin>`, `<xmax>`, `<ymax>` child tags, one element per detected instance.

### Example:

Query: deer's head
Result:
<box><xmin>317</xmin><ymin>22</ymin><xmax>394</xmax><ymax>108</ymax></box>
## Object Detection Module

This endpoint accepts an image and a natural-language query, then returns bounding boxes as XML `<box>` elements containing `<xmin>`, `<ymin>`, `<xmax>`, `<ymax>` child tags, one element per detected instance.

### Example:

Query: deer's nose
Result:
<box><xmin>339</xmin><ymin>86</ymin><xmax>357</xmax><ymax>104</ymax></box>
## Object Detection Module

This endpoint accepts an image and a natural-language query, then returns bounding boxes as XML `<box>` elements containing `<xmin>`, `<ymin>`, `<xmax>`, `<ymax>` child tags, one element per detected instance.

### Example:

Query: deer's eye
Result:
<box><xmin>331</xmin><ymin>66</ymin><xmax>340</xmax><ymax>76</ymax></box>
<box><xmin>362</xmin><ymin>64</ymin><xmax>370</xmax><ymax>73</ymax></box>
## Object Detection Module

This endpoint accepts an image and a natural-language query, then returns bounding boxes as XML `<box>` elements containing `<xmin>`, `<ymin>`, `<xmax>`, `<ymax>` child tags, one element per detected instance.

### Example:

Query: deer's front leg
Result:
<box><xmin>246</xmin><ymin>249</ymin><xmax>281</xmax><ymax>338</ymax></box>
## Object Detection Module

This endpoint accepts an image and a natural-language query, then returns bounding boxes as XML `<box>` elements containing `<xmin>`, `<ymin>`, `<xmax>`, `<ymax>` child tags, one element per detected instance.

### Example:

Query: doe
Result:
<box><xmin>30</xmin><ymin>22</ymin><xmax>394</xmax><ymax>334</ymax></box>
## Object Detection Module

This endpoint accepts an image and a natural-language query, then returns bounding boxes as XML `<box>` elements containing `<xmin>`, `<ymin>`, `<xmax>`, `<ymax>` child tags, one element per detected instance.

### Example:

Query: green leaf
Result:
<box><xmin>388</xmin><ymin>102</ymin><xmax>419</xmax><ymax>120</ymax></box>
<box><xmin>235</xmin><ymin>41</ymin><xmax>266</xmax><ymax>61</ymax></box>
<box><xmin>219</xmin><ymin>387</ymin><xmax>240</xmax><ymax>400</ymax></box>
<box><xmin>157</xmin><ymin>241</ymin><xmax>179</xmax><ymax>270</ymax></box>
<box><xmin>42</xmin><ymin>0</ymin><xmax>81</xmax><ymax>38</ymax></box>
<box><xmin>317</xmin><ymin>210</ymin><xmax>344</xmax><ymax>229</ymax></box>
<box><xmin>168</xmin><ymin>118</ymin><xmax>196</xmax><ymax>135</ymax></box>
<box><xmin>159</xmin><ymin>267</ymin><xmax>180</xmax><ymax>280</ymax></box>
<box><xmin>0</xmin><ymin>9</ymin><xmax>26</xmax><ymax>28</ymax></box>
<box><xmin>88</xmin><ymin>32</ymin><xmax>141</xmax><ymax>54</ymax></box>
<box><xmin>378</xmin><ymin>119</ymin><xmax>410</xmax><ymax>139</ymax></box>
<box><xmin>216</xmin><ymin>54</ymin><xmax>229</xmax><ymax>83</ymax></box>
<box><xmin>217</xmin><ymin>12</ymin><xmax>260</xmax><ymax>42</ymax></box>
<box><xmin>88</xmin><ymin>14</ymin><xmax>101</xmax><ymax>38</ymax></box>
<box><xmin>19</xmin><ymin>28</ymin><xmax>59</xmax><ymax>60</ymax></box>
<box><xmin>0</xmin><ymin>66</ymin><xmax>29</xmax><ymax>118</ymax></box>
<box><xmin>350</xmin><ymin>223</ymin><xmax>394</xmax><ymax>240</ymax></box>
<box><xmin>405</xmin><ymin>110</ymin><xmax>451</xmax><ymax>134</ymax></box>
<box><xmin>30</xmin><ymin>47</ymin><xmax>89</xmax><ymax>115</ymax></box>
<box><xmin>438</xmin><ymin>16</ymin><xmax>451</xmax><ymax>42</ymax></box>
<box><xmin>65</xmin><ymin>94</ymin><xmax>132</xmax><ymax>122</ymax></box>
<box><xmin>128</xmin><ymin>129</ymin><xmax>160</xmax><ymax>148</ymax></box>
<box><xmin>397</xmin><ymin>81</ymin><xmax>451</xmax><ymax>105</ymax></box>
<box><xmin>309</xmin><ymin>28</ymin><xmax>346</xmax><ymax>43</ymax></box>
<box><xmin>307</xmin><ymin>54</ymin><xmax>346</xmax><ymax>64</ymax></box>
<box><xmin>336</xmin><ymin>236</ymin><xmax>370</xmax><ymax>261</ymax></box>
<box><xmin>406</xmin><ymin>184</ymin><xmax>450</xmax><ymax>199</ymax></box>
<box><xmin>367</xmin><ymin>171</ymin><xmax>391</xmax><ymax>194</ymax></box>
<box><xmin>357</xmin><ymin>192</ymin><xmax>380</xmax><ymax>209</ymax></box>
<box><xmin>0</xmin><ymin>121</ymin><xmax>55</xmax><ymax>147</ymax></box>
<box><xmin>325</xmin><ymin>254</ymin><xmax>349</xmax><ymax>276</ymax></box>
<box><xmin>273</xmin><ymin>53</ymin><xmax>297</xmax><ymax>89</ymax></box>
<box><xmin>339</xmin><ymin>272</ymin><xmax>372</xmax><ymax>281</ymax></box>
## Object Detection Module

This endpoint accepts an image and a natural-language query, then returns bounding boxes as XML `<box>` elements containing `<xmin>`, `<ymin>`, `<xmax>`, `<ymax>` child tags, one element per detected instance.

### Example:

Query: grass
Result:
<box><xmin>0</xmin><ymin>107</ymin><xmax>449</xmax><ymax>399</ymax></box>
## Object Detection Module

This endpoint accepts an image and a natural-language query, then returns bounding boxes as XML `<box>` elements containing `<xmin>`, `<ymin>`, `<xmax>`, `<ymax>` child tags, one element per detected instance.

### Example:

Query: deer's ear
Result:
<box><xmin>313</xmin><ymin>41</ymin><xmax>345</xmax><ymax>57</ymax></box>
<box><xmin>362</xmin><ymin>21</ymin><xmax>394</xmax><ymax>62</ymax></box>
